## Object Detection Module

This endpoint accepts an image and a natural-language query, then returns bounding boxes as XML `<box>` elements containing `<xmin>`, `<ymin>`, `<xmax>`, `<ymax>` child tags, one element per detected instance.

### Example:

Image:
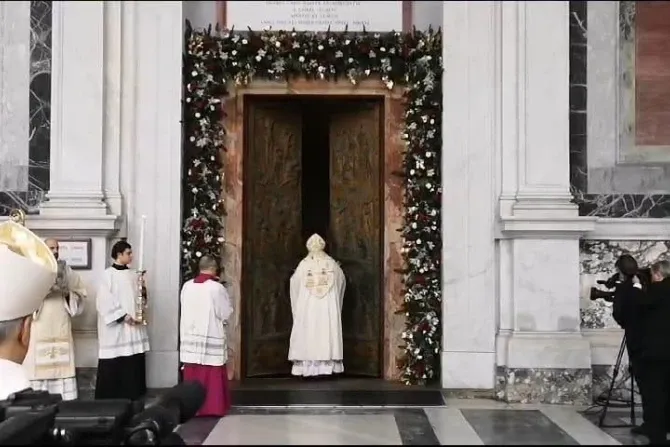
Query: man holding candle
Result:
<box><xmin>94</xmin><ymin>240</ymin><xmax>150</xmax><ymax>400</ymax></box>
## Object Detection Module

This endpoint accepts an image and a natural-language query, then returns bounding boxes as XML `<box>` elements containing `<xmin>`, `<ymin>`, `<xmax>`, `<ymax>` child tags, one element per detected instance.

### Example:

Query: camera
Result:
<box><xmin>589</xmin><ymin>273</ymin><xmax>621</xmax><ymax>302</ymax></box>
<box><xmin>589</xmin><ymin>266</ymin><xmax>652</xmax><ymax>302</ymax></box>
<box><xmin>0</xmin><ymin>381</ymin><xmax>205</xmax><ymax>445</ymax></box>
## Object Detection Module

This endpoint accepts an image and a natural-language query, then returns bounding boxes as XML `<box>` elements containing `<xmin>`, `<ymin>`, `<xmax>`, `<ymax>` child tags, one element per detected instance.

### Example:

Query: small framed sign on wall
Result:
<box><xmin>59</xmin><ymin>239</ymin><xmax>92</xmax><ymax>270</ymax></box>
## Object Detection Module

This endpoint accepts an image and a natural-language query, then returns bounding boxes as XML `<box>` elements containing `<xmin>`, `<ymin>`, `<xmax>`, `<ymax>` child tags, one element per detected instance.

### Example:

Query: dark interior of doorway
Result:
<box><xmin>242</xmin><ymin>95</ymin><xmax>383</xmax><ymax>381</ymax></box>
<box><xmin>300</xmin><ymin>99</ymin><xmax>330</xmax><ymax>243</ymax></box>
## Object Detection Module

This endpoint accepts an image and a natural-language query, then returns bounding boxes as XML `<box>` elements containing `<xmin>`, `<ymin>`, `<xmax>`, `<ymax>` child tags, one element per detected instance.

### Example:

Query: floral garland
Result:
<box><xmin>182</xmin><ymin>23</ymin><xmax>442</xmax><ymax>385</ymax></box>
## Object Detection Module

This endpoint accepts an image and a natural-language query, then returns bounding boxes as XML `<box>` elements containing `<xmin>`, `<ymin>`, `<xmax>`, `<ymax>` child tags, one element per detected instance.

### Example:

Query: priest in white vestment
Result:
<box><xmin>95</xmin><ymin>240</ymin><xmax>150</xmax><ymax>400</ymax></box>
<box><xmin>180</xmin><ymin>255</ymin><xmax>233</xmax><ymax>417</ymax></box>
<box><xmin>288</xmin><ymin>234</ymin><xmax>346</xmax><ymax>377</ymax></box>
<box><xmin>23</xmin><ymin>238</ymin><xmax>87</xmax><ymax>400</ymax></box>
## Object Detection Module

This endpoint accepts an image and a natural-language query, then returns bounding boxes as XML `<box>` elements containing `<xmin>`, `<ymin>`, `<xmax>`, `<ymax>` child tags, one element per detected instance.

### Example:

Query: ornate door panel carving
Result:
<box><xmin>244</xmin><ymin>100</ymin><xmax>303</xmax><ymax>377</ymax></box>
<box><xmin>329</xmin><ymin>101</ymin><xmax>383</xmax><ymax>377</ymax></box>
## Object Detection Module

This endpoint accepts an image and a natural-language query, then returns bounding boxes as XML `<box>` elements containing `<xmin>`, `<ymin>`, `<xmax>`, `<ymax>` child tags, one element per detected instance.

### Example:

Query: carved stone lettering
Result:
<box><xmin>226</xmin><ymin>1</ymin><xmax>403</xmax><ymax>32</ymax></box>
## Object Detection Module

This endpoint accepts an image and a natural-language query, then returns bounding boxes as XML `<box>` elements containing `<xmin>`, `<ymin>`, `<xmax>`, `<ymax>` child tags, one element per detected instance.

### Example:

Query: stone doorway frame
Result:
<box><xmin>221</xmin><ymin>79</ymin><xmax>407</xmax><ymax>381</ymax></box>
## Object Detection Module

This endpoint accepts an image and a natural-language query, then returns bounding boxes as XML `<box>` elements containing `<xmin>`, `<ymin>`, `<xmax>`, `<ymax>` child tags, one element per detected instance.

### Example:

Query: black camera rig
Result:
<box><xmin>0</xmin><ymin>381</ymin><xmax>205</xmax><ymax>445</ymax></box>
<box><xmin>589</xmin><ymin>267</ymin><xmax>652</xmax><ymax>302</ymax></box>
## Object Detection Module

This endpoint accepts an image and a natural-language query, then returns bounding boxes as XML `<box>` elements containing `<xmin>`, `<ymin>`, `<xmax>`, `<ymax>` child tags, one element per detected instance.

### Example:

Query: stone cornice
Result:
<box><xmin>0</xmin><ymin>214</ymin><xmax>120</xmax><ymax>237</ymax></box>
<box><xmin>497</xmin><ymin>216</ymin><xmax>598</xmax><ymax>239</ymax></box>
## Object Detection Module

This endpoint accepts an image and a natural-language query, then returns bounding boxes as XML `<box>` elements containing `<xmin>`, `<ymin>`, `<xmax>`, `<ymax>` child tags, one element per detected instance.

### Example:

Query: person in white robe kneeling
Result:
<box><xmin>288</xmin><ymin>233</ymin><xmax>346</xmax><ymax>377</ymax></box>
<box><xmin>23</xmin><ymin>238</ymin><xmax>87</xmax><ymax>401</ymax></box>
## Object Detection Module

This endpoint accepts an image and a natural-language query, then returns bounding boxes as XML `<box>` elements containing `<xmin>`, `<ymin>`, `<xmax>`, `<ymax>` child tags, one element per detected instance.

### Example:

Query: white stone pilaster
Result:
<box><xmin>0</xmin><ymin>1</ymin><xmax>30</xmax><ymax>192</ymax></box>
<box><xmin>441</xmin><ymin>1</ymin><xmax>498</xmax><ymax>389</ymax></box>
<box><xmin>102</xmin><ymin>1</ymin><xmax>123</xmax><ymax>217</ymax></box>
<box><xmin>497</xmin><ymin>1</ymin><xmax>595</xmax><ymax>382</ymax></box>
<box><xmin>124</xmin><ymin>1</ymin><xmax>183</xmax><ymax>388</ymax></box>
<box><xmin>41</xmin><ymin>1</ymin><xmax>107</xmax><ymax>216</ymax></box>
<box><xmin>511</xmin><ymin>1</ymin><xmax>576</xmax><ymax>217</ymax></box>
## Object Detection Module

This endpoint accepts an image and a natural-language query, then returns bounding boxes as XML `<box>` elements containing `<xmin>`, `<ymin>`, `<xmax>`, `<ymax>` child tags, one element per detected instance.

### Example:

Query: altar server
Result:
<box><xmin>95</xmin><ymin>240</ymin><xmax>150</xmax><ymax>401</ymax></box>
<box><xmin>180</xmin><ymin>255</ymin><xmax>233</xmax><ymax>417</ymax></box>
<box><xmin>23</xmin><ymin>238</ymin><xmax>87</xmax><ymax>400</ymax></box>
<box><xmin>0</xmin><ymin>219</ymin><xmax>58</xmax><ymax>399</ymax></box>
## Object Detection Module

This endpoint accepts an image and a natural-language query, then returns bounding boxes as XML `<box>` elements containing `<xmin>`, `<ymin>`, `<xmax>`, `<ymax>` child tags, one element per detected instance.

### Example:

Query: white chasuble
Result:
<box><xmin>23</xmin><ymin>263</ymin><xmax>87</xmax><ymax>399</ymax></box>
<box><xmin>179</xmin><ymin>278</ymin><xmax>233</xmax><ymax>367</ymax></box>
<box><xmin>96</xmin><ymin>267</ymin><xmax>150</xmax><ymax>359</ymax></box>
<box><xmin>288</xmin><ymin>234</ymin><xmax>346</xmax><ymax>376</ymax></box>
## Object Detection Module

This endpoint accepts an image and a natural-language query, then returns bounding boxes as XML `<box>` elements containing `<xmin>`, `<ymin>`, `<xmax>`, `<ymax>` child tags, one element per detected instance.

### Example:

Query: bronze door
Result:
<box><xmin>243</xmin><ymin>100</ymin><xmax>304</xmax><ymax>377</ymax></box>
<box><xmin>328</xmin><ymin>101</ymin><xmax>383</xmax><ymax>377</ymax></box>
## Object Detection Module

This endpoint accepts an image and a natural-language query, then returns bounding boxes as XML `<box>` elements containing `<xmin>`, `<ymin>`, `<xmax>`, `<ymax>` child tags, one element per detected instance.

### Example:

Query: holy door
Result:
<box><xmin>329</xmin><ymin>101</ymin><xmax>383</xmax><ymax>377</ymax></box>
<box><xmin>243</xmin><ymin>100</ymin><xmax>303</xmax><ymax>377</ymax></box>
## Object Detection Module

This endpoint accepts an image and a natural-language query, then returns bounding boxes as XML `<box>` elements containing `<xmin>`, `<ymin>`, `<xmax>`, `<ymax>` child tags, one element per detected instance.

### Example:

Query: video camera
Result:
<box><xmin>589</xmin><ymin>267</ymin><xmax>652</xmax><ymax>302</ymax></box>
<box><xmin>0</xmin><ymin>380</ymin><xmax>205</xmax><ymax>445</ymax></box>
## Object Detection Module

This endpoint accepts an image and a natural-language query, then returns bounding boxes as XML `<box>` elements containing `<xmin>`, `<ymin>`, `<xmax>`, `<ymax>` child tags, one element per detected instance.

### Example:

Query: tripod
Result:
<box><xmin>595</xmin><ymin>335</ymin><xmax>637</xmax><ymax>428</ymax></box>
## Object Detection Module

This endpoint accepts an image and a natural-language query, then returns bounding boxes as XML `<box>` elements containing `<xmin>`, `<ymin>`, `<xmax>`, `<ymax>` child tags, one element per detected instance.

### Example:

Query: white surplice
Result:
<box><xmin>23</xmin><ymin>263</ymin><xmax>87</xmax><ymax>400</ymax></box>
<box><xmin>288</xmin><ymin>234</ymin><xmax>346</xmax><ymax>376</ymax></box>
<box><xmin>179</xmin><ymin>278</ymin><xmax>233</xmax><ymax>367</ymax></box>
<box><xmin>96</xmin><ymin>267</ymin><xmax>150</xmax><ymax>359</ymax></box>
<box><xmin>0</xmin><ymin>359</ymin><xmax>31</xmax><ymax>400</ymax></box>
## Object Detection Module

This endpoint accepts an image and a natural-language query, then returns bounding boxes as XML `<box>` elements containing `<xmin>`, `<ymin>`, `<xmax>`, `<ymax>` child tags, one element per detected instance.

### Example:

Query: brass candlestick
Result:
<box><xmin>135</xmin><ymin>270</ymin><xmax>148</xmax><ymax>325</ymax></box>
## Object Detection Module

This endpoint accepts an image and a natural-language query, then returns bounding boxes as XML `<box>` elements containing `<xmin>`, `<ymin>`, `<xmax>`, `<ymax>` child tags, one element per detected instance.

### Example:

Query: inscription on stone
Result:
<box><xmin>226</xmin><ymin>1</ymin><xmax>403</xmax><ymax>32</ymax></box>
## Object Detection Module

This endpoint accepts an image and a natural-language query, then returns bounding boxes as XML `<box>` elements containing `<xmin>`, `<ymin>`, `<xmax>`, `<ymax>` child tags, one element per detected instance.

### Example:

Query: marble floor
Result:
<box><xmin>175</xmin><ymin>399</ymin><xmax>649</xmax><ymax>445</ymax></box>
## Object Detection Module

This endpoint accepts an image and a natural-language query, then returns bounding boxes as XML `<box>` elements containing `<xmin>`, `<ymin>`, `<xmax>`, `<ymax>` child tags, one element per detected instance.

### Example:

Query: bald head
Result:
<box><xmin>198</xmin><ymin>255</ymin><xmax>219</xmax><ymax>275</ymax></box>
<box><xmin>45</xmin><ymin>238</ymin><xmax>59</xmax><ymax>260</ymax></box>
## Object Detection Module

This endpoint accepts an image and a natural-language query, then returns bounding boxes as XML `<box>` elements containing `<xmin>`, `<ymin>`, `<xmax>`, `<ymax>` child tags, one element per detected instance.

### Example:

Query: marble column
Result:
<box><xmin>497</xmin><ymin>1</ymin><xmax>595</xmax><ymax>404</ymax></box>
<box><xmin>122</xmin><ymin>1</ymin><xmax>183</xmax><ymax>388</ymax></box>
<box><xmin>40</xmin><ymin>1</ymin><xmax>106</xmax><ymax>216</ymax></box>
<box><xmin>0</xmin><ymin>2</ymin><xmax>31</xmax><ymax>194</ymax></box>
<box><xmin>441</xmin><ymin>1</ymin><xmax>497</xmax><ymax>389</ymax></box>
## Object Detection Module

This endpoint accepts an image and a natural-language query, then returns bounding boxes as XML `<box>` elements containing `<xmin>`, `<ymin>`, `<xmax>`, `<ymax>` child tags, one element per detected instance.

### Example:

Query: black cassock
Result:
<box><xmin>95</xmin><ymin>353</ymin><xmax>147</xmax><ymax>401</ymax></box>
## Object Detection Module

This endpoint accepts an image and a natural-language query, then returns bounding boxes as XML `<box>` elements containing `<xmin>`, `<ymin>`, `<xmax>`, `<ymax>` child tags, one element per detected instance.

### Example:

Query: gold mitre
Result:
<box><xmin>0</xmin><ymin>213</ymin><xmax>57</xmax><ymax>321</ymax></box>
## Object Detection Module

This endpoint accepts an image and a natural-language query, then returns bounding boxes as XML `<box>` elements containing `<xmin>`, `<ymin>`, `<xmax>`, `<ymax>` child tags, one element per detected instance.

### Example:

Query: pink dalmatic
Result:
<box><xmin>182</xmin><ymin>273</ymin><xmax>232</xmax><ymax>417</ymax></box>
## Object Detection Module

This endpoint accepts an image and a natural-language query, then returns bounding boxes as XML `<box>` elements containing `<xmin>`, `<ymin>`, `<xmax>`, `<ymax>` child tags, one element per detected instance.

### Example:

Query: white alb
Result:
<box><xmin>179</xmin><ymin>278</ymin><xmax>233</xmax><ymax>366</ymax></box>
<box><xmin>96</xmin><ymin>267</ymin><xmax>150</xmax><ymax>359</ymax></box>
<box><xmin>288</xmin><ymin>234</ymin><xmax>346</xmax><ymax>376</ymax></box>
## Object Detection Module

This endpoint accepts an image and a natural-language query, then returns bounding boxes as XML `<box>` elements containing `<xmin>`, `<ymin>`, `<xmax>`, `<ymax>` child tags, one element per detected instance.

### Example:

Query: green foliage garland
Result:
<box><xmin>182</xmin><ymin>23</ymin><xmax>442</xmax><ymax>385</ymax></box>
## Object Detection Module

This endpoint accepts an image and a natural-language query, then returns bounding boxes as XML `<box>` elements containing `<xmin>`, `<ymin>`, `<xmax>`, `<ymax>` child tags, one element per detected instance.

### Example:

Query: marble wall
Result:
<box><xmin>572</xmin><ymin>1</ymin><xmax>670</xmax><ymax>217</ymax></box>
<box><xmin>0</xmin><ymin>1</ymin><xmax>51</xmax><ymax>216</ymax></box>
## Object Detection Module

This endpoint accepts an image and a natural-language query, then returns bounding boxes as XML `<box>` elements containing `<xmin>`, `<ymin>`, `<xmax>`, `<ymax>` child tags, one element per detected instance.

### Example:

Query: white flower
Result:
<box><xmin>242</xmin><ymin>39</ymin><xmax>248</xmax><ymax>45</ymax></box>
<box><xmin>196</xmin><ymin>251</ymin><xmax>202</xmax><ymax>257</ymax></box>
<box><xmin>298</xmin><ymin>55</ymin><xmax>305</xmax><ymax>63</ymax></box>
<box><xmin>318</xmin><ymin>44</ymin><xmax>324</xmax><ymax>50</ymax></box>
<box><xmin>191</xmin><ymin>70</ymin><xmax>198</xmax><ymax>77</ymax></box>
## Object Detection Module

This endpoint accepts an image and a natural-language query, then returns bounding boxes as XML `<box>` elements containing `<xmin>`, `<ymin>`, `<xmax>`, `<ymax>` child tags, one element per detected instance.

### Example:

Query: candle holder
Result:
<box><xmin>135</xmin><ymin>270</ymin><xmax>148</xmax><ymax>325</ymax></box>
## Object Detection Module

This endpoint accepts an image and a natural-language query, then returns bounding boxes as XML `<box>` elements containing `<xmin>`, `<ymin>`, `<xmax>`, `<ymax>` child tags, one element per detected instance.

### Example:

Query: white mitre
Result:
<box><xmin>0</xmin><ymin>220</ymin><xmax>58</xmax><ymax>321</ymax></box>
<box><xmin>302</xmin><ymin>234</ymin><xmax>338</xmax><ymax>298</ymax></box>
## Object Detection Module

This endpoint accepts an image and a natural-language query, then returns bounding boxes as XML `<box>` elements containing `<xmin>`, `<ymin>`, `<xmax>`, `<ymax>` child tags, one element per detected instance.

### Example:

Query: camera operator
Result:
<box><xmin>605</xmin><ymin>255</ymin><xmax>650</xmax><ymax>435</ymax></box>
<box><xmin>0</xmin><ymin>221</ymin><xmax>59</xmax><ymax>399</ymax></box>
<box><xmin>633</xmin><ymin>260</ymin><xmax>670</xmax><ymax>445</ymax></box>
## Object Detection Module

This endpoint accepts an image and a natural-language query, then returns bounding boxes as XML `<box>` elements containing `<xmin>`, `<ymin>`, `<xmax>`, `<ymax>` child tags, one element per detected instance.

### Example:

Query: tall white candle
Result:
<box><xmin>138</xmin><ymin>215</ymin><xmax>147</xmax><ymax>272</ymax></box>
